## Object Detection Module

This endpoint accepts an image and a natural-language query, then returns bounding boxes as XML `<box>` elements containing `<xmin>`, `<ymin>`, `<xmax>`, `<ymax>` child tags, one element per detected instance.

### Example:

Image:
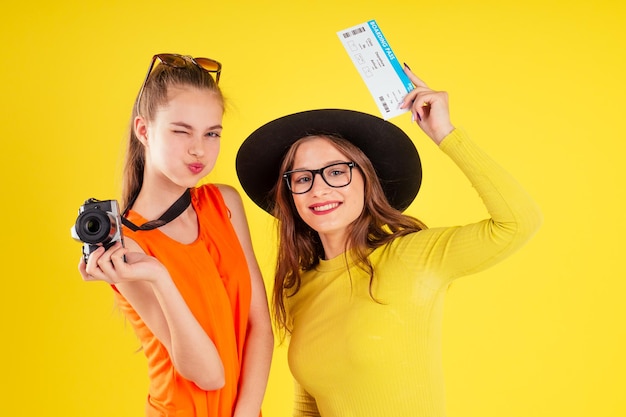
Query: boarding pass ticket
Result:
<box><xmin>337</xmin><ymin>20</ymin><xmax>414</xmax><ymax>120</ymax></box>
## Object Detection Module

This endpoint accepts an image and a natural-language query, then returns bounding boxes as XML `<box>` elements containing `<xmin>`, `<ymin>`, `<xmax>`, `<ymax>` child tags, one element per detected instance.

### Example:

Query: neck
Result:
<box><xmin>133</xmin><ymin>182</ymin><xmax>190</xmax><ymax>220</ymax></box>
<box><xmin>319</xmin><ymin>231</ymin><xmax>349</xmax><ymax>260</ymax></box>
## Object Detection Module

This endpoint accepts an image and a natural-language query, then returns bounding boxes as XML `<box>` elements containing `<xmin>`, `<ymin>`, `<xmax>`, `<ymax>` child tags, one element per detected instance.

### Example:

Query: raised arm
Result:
<box><xmin>398</xmin><ymin>66</ymin><xmax>543</xmax><ymax>280</ymax></box>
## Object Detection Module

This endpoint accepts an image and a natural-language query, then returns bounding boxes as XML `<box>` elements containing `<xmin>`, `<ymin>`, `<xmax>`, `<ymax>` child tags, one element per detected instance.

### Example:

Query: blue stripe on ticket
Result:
<box><xmin>367</xmin><ymin>20</ymin><xmax>414</xmax><ymax>92</ymax></box>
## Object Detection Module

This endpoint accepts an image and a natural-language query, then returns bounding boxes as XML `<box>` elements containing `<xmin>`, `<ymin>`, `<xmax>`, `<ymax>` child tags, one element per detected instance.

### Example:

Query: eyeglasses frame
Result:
<box><xmin>283</xmin><ymin>162</ymin><xmax>357</xmax><ymax>194</ymax></box>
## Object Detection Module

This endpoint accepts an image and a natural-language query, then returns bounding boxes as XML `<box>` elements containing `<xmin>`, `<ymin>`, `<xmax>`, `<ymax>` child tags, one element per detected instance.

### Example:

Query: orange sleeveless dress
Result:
<box><xmin>112</xmin><ymin>184</ymin><xmax>254</xmax><ymax>417</ymax></box>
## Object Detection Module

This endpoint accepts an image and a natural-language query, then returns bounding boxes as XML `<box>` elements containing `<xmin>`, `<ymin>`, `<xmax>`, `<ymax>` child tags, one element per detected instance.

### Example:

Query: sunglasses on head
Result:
<box><xmin>135</xmin><ymin>53</ymin><xmax>222</xmax><ymax>114</ymax></box>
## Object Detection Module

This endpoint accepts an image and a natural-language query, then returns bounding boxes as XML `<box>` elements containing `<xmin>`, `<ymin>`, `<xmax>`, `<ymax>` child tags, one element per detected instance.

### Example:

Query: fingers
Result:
<box><xmin>78</xmin><ymin>256</ymin><xmax>93</xmax><ymax>281</ymax></box>
<box><xmin>97</xmin><ymin>242</ymin><xmax>125</xmax><ymax>272</ymax></box>
<box><xmin>107</xmin><ymin>242</ymin><xmax>128</xmax><ymax>266</ymax></box>
<box><xmin>403</xmin><ymin>63</ymin><xmax>427</xmax><ymax>88</ymax></box>
<box><xmin>402</xmin><ymin>89</ymin><xmax>443</xmax><ymax>122</ymax></box>
<box><xmin>397</xmin><ymin>66</ymin><xmax>455</xmax><ymax>143</ymax></box>
<box><xmin>79</xmin><ymin>246</ymin><xmax>103</xmax><ymax>282</ymax></box>
<box><xmin>398</xmin><ymin>70</ymin><xmax>447</xmax><ymax>118</ymax></box>
<box><xmin>82</xmin><ymin>242</ymin><xmax>126</xmax><ymax>283</ymax></box>
<box><xmin>83</xmin><ymin>246</ymin><xmax>104</xmax><ymax>273</ymax></box>
<box><xmin>400</xmin><ymin>72</ymin><xmax>433</xmax><ymax>112</ymax></box>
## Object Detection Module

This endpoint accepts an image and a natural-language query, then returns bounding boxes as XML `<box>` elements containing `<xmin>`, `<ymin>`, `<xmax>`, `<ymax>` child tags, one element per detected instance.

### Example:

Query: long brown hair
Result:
<box><xmin>271</xmin><ymin>134</ymin><xmax>427</xmax><ymax>336</ymax></box>
<box><xmin>121</xmin><ymin>57</ymin><xmax>224</xmax><ymax>211</ymax></box>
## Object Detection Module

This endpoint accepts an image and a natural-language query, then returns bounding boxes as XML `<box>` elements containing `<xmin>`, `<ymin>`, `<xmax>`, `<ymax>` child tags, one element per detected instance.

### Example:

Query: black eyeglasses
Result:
<box><xmin>135</xmin><ymin>53</ymin><xmax>222</xmax><ymax>114</ymax></box>
<box><xmin>283</xmin><ymin>162</ymin><xmax>357</xmax><ymax>194</ymax></box>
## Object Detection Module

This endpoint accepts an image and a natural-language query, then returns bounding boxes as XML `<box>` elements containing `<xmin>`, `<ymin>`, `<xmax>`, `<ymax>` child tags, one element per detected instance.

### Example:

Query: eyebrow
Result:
<box><xmin>170</xmin><ymin>121</ymin><xmax>223</xmax><ymax>130</ymax></box>
<box><xmin>291</xmin><ymin>160</ymin><xmax>349</xmax><ymax>171</ymax></box>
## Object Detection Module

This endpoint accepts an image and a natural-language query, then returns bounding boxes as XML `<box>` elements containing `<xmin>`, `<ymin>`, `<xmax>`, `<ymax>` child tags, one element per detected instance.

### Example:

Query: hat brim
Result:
<box><xmin>236</xmin><ymin>109</ymin><xmax>421</xmax><ymax>214</ymax></box>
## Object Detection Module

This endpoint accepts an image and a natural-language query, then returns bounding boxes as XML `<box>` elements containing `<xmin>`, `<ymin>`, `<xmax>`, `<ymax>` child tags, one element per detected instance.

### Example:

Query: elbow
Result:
<box><xmin>507</xmin><ymin>201</ymin><xmax>544</xmax><ymax>242</ymax></box>
<box><xmin>523</xmin><ymin>204</ymin><xmax>544</xmax><ymax>239</ymax></box>
<box><xmin>185</xmin><ymin>366</ymin><xmax>225</xmax><ymax>391</ymax></box>
<box><xmin>193</xmin><ymin>372</ymin><xmax>225</xmax><ymax>391</ymax></box>
<box><xmin>492</xmin><ymin>207</ymin><xmax>543</xmax><ymax>248</ymax></box>
<box><xmin>177</xmin><ymin>362</ymin><xmax>225</xmax><ymax>391</ymax></box>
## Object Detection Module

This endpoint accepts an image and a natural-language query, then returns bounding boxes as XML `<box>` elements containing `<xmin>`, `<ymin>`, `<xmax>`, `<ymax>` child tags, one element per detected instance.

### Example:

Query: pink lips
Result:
<box><xmin>309</xmin><ymin>201</ymin><xmax>341</xmax><ymax>214</ymax></box>
<box><xmin>188</xmin><ymin>163</ymin><xmax>204</xmax><ymax>174</ymax></box>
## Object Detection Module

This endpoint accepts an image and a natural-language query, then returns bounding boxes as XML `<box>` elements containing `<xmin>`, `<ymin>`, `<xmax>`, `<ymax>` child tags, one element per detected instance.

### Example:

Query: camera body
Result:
<box><xmin>71</xmin><ymin>198</ymin><xmax>125</xmax><ymax>263</ymax></box>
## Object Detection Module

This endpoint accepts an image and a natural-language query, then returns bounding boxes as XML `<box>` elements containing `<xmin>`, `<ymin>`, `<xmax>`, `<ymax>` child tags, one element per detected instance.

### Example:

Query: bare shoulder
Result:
<box><xmin>215</xmin><ymin>183</ymin><xmax>241</xmax><ymax>199</ymax></box>
<box><xmin>214</xmin><ymin>184</ymin><xmax>254</xmax><ymax>243</ymax></box>
<box><xmin>215</xmin><ymin>184</ymin><xmax>245</xmax><ymax>214</ymax></box>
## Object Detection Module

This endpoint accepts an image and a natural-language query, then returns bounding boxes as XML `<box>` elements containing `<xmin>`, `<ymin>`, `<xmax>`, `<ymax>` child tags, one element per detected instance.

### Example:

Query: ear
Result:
<box><xmin>134</xmin><ymin>115</ymin><xmax>149</xmax><ymax>146</ymax></box>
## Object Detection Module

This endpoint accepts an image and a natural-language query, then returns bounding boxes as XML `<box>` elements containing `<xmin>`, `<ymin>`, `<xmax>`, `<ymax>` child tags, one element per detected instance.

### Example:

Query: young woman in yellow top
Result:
<box><xmin>78</xmin><ymin>54</ymin><xmax>273</xmax><ymax>417</ymax></box>
<box><xmin>236</xmin><ymin>67</ymin><xmax>542</xmax><ymax>416</ymax></box>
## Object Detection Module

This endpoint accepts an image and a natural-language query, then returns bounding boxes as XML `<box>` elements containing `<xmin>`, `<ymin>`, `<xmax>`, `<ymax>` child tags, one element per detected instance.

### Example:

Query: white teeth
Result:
<box><xmin>312</xmin><ymin>203</ymin><xmax>339</xmax><ymax>211</ymax></box>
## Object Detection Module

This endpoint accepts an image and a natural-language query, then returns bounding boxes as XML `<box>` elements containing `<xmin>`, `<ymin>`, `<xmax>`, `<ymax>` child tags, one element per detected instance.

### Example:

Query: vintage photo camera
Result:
<box><xmin>71</xmin><ymin>198</ymin><xmax>125</xmax><ymax>263</ymax></box>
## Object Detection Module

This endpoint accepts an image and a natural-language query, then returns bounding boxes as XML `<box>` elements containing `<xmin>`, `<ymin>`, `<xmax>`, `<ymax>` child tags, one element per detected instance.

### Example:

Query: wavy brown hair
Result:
<box><xmin>121</xmin><ymin>57</ymin><xmax>224</xmax><ymax>212</ymax></box>
<box><xmin>271</xmin><ymin>134</ymin><xmax>427</xmax><ymax>337</ymax></box>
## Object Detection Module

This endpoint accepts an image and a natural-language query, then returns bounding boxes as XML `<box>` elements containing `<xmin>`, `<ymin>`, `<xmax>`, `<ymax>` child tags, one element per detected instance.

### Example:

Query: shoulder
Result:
<box><xmin>215</xmin><ymin>184</ymin><xmax>242</xmax><ymax>203</ymax></box>
<box><xmin>193</xmin><ymin>184</ymin><xmax>248</xmax><ymax>225</ymax></box>
<box><xmin>214</xmin><ymin>185</ymin><xmax>256</xmax><ymax>251</ymax></box>
<box><xmin>215</xmin><ymin>184</ymin><xmax>245</xmax><ymax>216</ymax></box>
<box><xmin>190</xmin><ymin>184</ymin><xmax>229</xmax><ymax>216</ymax></box>
<box><xmin>193</xmin><ymin>183</ymin><xmax>241</xmax><ymax>204</ymax></box>
<box><xmin>374</xmin><ymin>230</ymin><xmax>431</xmax><ymax>264</ymax></box>
<box><xmin>192</xmin><ymin>183</ymin><xmax>248</xmax><ymax>221</ymax></box>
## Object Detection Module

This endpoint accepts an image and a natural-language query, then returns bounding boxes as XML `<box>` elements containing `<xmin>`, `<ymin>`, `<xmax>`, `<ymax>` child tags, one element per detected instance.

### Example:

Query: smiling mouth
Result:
<box><xmin>312</xmin><ymin>202</ymin><xmax>340</xmax><ymax>212</ymax></box>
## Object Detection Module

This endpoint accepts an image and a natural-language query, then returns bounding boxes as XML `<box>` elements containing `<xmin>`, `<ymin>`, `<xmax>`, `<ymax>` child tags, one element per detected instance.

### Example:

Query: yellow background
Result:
<box><xmin>1</xmin><ymin>0</ymin><xmax>624</xmax><ymax>416</ymax></box>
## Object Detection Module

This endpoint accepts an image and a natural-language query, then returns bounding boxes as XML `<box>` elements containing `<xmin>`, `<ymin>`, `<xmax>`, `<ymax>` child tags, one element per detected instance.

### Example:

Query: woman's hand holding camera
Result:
<box><xmin>78</xmin><ymin>242</ymin><xmax>168</xmax><ymax>285</ymax></box>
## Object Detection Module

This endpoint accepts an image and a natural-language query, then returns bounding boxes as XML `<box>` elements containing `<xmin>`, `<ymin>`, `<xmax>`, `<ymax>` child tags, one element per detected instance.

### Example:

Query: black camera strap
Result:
<box><xmin>122</xmin><ymin>188</ymin><xmax>192</xmax><ymax>232</ymax></box>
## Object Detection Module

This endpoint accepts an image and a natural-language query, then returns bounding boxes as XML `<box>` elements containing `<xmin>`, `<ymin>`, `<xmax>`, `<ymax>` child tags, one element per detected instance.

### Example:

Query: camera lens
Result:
<box><xmin>85</xmin><ymin>219</ymin><xmax>101</xmax><ymax>234</ymax></box>
<box><xmin>75</xmin><ymin>210</ymin><xmax>116</xmax><ymax>244</ymax></box>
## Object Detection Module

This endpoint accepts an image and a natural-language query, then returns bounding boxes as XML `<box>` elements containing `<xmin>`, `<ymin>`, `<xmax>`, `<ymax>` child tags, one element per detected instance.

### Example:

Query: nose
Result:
<box><xmin>309</xmin><ymin>172</ymin><xmax>330</xmax><ymax>196</ymax></box>
<box><xmin>188</xmin><ymin>135</ymin><xmax>204</xmax><ymax>157</ymax></box>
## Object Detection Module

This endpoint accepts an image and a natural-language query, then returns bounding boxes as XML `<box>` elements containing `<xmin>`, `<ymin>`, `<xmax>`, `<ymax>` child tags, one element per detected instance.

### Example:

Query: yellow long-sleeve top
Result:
<box><xmin>285</xmin><ymin>129</ymin><xmax>543</xmax><ymax>417</ymax></box>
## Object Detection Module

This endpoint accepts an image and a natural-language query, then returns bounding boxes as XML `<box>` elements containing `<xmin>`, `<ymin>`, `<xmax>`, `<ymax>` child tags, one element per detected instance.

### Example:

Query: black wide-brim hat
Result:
<box><xmin>236</xmin><ymin>109</ymin><xmax>422</xmax><ymax>214</ymax></box>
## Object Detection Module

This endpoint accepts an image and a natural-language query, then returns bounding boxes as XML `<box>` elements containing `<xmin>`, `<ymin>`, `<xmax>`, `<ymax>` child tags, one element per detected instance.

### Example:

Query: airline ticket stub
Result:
<box><xmin>337</xmin><ymin>20</ymin><xmax>414</xmax><ymax>120</ymax></box>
